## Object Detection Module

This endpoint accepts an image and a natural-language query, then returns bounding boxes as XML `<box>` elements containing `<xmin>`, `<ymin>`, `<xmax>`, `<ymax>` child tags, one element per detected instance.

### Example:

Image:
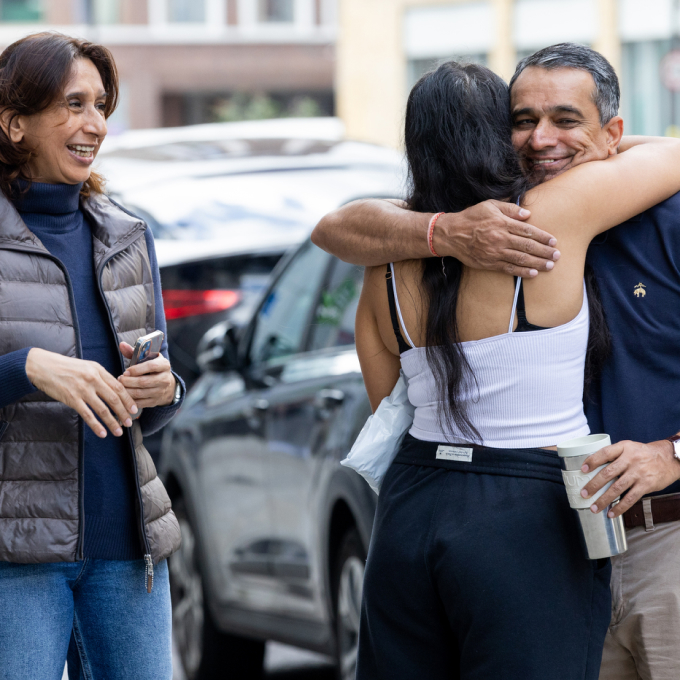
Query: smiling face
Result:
<box><xmin>511</xmin><ymin>66</ymin><xmax>623</xmax><ymax>183</ymax></box>
<box><xmin>7</xmin><ymin>58</ymin><xmax>108</xmax><ymax>185</ymax></box>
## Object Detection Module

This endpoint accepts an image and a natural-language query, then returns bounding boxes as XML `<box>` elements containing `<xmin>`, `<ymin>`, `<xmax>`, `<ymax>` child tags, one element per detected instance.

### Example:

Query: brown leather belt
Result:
<box><xmin>623</xmin><ymin>492</ymin><xmax>680</xmax><ymax>530</ymax></box>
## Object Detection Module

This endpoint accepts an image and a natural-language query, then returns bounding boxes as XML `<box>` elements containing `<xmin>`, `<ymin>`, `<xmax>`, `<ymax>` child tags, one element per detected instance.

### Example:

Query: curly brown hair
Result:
<box><xmin>0</xmin><ymin>32</ymin><xmax>119</xmax><ymax>199</ymax></box>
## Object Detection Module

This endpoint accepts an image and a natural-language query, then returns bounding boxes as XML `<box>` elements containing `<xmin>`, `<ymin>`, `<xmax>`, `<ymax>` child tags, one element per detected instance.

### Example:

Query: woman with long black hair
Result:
<box><xmin>354</xmin><ymin>61</ymin><xmax>680</xmax><ymax>679</ymax></box>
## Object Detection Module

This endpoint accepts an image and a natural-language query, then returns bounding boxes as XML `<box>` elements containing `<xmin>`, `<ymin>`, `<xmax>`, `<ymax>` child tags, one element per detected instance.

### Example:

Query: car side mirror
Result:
<box><xmin>196</xmin><ymin>320</ymin><xmax>239</xmax><ymax>373</ymax></box>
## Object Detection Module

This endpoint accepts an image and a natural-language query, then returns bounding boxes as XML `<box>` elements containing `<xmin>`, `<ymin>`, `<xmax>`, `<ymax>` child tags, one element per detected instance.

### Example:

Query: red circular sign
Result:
<box><xmin>661</xmin><ymin>50</ymin><xmax>680</xmax><ymax>92</ymax></box>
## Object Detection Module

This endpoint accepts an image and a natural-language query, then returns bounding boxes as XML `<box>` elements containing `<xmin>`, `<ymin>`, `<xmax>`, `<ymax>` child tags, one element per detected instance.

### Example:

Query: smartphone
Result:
<box><xmin>129</xmin><ymin>330</ymin><xmax>164</xmax><ymax>367</ymax></box>
<box><xmin>127</xmin><ymin>331</ymin><xmax>164</xmax><ymax>421</ymax></box>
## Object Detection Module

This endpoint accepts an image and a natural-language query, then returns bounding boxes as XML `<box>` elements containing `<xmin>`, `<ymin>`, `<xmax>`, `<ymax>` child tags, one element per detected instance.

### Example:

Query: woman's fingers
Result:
<box><xmin>73</xmin><ymin>399</ymin><xmax>109</xmax><ymax>439</ymax></box>
<box><xmin>119</xmin><ymin>375</ymin><xmax>150</xmax><ymax>389</ymax></box>
<box><xmin>118</xmin><ymin>341</ymin><xmax>134</xmax><ymax>360</ymax></box>
<box><xmin>26</xmin><ymin>348</ymin><xmax>171</xmax><ymax>423</ymax></box>
<box><xmin>123</xmin><ymin>356</ymin><xmax>169</xmax><ymax>377</ymax></box>
<box><xmin>119</xmin><ymin>378</ymin><xmax>175</xmax><ymax>408</ymax></box>
<box><xmin>99</xmin><ymin>368</ymin><xmax>138</xmax><ymax>418</ymax></box>
<box><xmin>95</xmin><ymin>379</ymin><xmax>135</xmax><ymax>429</ymax></box>
<box><xmin>118</xmin><ymin>355</ymin><xmax>176</xmax><ymax>408</ymax></box>
<box><xmin>25</xmin><ymin>349</ymin><xmax>140</xmax><ymax>436</ymax></box>
<box><xmin>119</xmin><ymin>374</ymin><xmax>164</xmax><ymax>390</ymax></box>
<box><xmin>133</xmin><ymin>395</ymin><xmax>175</xmax><ymax>410</ymax></box>
<box><xmin>133</xmin><ymin>399</ymin><xmax>156</xmax><ymax>409</ymax></box>
<box><xmin>124</xmin><ymin>387</ymin><xmax>163</xmax><ymax>401</ymax></box>
<box><xmin>88</xmin><ymin>394</ymin><xmax>125</xmax><ymax>437</ymax></box>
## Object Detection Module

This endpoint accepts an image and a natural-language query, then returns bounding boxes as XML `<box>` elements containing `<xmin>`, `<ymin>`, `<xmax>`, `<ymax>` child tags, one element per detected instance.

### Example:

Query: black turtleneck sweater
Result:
<box><xmin>0</xmin><ymin>181</ymin><xmax>184</xmax><ymax>560</ymax></box>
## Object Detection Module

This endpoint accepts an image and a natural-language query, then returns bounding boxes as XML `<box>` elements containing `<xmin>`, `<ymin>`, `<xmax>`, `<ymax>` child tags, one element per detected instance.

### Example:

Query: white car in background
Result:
<box><xmin>96</xmin><ymin>117</ymin><xmax>405</xmax><ymax>390</ymax></box>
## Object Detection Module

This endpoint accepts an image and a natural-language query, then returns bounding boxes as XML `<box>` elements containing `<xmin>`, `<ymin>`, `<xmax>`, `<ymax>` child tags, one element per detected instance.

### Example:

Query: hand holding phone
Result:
<box><xmin>118</xmin><ymin>331</ymin><xmax>177</xmax><ymax>413</ymax></box>
<box><xmin>129</xmin><ymin>330</ymin><xmax>164</xmax><ymax>367</ymax></box>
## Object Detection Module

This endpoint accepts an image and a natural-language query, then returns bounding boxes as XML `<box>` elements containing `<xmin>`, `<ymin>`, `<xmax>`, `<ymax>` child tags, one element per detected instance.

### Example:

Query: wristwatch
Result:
<box><xmin>172</xmin><ymin>377</ymin><xmax>182</xmax><ymax>405</ymax></box>
<box><xmin>666</xmin><ymin>433</ymin><xmax>680</xmax><ymax>461</ymax></box>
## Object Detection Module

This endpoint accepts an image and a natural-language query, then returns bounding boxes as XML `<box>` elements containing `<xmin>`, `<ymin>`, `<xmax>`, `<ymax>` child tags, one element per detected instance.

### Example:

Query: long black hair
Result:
<box><xmin>404</xmin><ymin>61</ymin><xmax>608</xmax><ymax>440</ymax></box>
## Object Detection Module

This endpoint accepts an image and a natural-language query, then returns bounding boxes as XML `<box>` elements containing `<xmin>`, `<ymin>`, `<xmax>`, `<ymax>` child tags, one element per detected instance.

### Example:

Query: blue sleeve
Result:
<box><xmin>138</xmin><ymin>229</ymin><xmax>186</xmax><ymax>437</ymax></box>
<box><xmin>0</xmin><ymin>347</ymin><xmax>37</xmax><ymax>409</ymax></box>
<box><xmin>145</xmin><ymin>228</ymin><xmax>170</xmax><ymax>361</ymax></box>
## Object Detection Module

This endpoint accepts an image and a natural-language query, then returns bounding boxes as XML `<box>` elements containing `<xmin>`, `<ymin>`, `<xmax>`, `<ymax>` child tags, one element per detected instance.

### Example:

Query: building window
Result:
<box><xmin>0</xmin><ymin>0</ymin><xmax>42</xmax><ymax>21</ymax></box>
<box><xmin>407</xmin><ymin>55</ymin><xmax>487</xmax><ymax>91</ymax></box>
<box><xmin>168</xmin><ymin>0</ymin><xmax>206</xmax><ymax>22</ymax></box>
<box><xmin>621</xmin><ymin>40</ymin><xmax>680</xmax><ymax>137</ymax></box>
<box><xmin>259</xmin><ymin>0</ymin><xmax>294</xmax><ymax>23</ymax></box>
<box><xmin>162</xmin><ymin>91</ymin><xmax>334</xmax><ymax>127</ymax></box>
<box><xmin>92</xmin><ymin>0</ymin><xmax>120</xmax><ymax>24</ymax></box>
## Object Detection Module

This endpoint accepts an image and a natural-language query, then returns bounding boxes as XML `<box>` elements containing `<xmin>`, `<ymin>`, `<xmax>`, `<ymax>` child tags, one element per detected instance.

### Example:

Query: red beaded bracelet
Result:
<box><xmin>427</xmin><ymin>212</ymin><xmax>445</xmax><ymax>257</ymax></box>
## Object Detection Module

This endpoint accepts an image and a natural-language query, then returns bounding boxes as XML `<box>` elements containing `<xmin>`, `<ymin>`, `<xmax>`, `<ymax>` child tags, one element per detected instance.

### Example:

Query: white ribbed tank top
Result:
<box><xmin>389</xmin><ymin>263</ymin><xmax>590</xmax><ymax>448</ymax></box>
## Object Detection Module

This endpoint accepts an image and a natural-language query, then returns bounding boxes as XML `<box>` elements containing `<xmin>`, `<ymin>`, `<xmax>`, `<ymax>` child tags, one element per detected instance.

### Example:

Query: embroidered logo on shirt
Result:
<box><xmin>436</xmin><ymin>445</ymin><xmax>473</xmax><ymax>462</ymax></box>
<box><xmin>634</xmin><ymin>282</ymin><xmax>646</xmax><ymax>298</ymax></box>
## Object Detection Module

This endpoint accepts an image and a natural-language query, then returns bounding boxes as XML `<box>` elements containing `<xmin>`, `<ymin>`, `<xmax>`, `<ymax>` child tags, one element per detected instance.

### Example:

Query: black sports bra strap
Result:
<box><xmin>513</xmin><ymin>276</ymin><xmax>551</xmax><ymax>333</ymax></box>
<box><xmin>514</xmin><ymin>276</ymin><xmax>529</xmax><ymax>326</ymax></box>
<box><xmin>386</xmin><ymin>265</ymin><xmax>411</xmax><ymax>354</ymax></box>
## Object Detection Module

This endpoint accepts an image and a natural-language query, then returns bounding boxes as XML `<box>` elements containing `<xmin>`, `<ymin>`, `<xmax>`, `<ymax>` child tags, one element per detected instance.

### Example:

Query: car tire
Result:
<box><xmin>333</xmin><ymin>528</ymin><xmax>366</xmax><ymax>680</ymax></box>
<box><xmin>170</xmin><ymin>498</ymin><xmax>266</xmax><ymax>680</ymax></box>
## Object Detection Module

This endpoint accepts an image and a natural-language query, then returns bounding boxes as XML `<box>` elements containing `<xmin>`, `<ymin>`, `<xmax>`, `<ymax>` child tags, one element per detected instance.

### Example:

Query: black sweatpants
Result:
<box><xmin>357</xmin><ymin>434</ymin><xmax>611</xmax><ymax>680</ymax></box>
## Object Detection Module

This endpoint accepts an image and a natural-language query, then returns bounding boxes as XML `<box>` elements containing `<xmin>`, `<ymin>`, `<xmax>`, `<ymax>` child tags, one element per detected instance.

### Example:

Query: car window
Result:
<box><xmin>250</xmin><ymin>243</ymin><xmax>331</xmax><ymax>365</ymax></box>
<box><xmin>161</xmin><ymin>253</ymin><xmax>281</xmax><ymax>291</ymax></box>
<box><xmin>160</xmin><ymin>252</ymin><xmax>283</xmax><ymax>323</ymax></box>
<box><xmin>308</xmin><ymin>260</ymin><xmax>364</xmax><ymax>352</ymax></box>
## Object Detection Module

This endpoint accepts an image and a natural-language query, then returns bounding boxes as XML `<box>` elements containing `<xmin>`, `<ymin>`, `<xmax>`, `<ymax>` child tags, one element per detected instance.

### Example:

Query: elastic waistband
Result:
<box><xmin>394</xmin><ymin>433</ymin><xmax>563</xmax><ymax>484</ymax></box>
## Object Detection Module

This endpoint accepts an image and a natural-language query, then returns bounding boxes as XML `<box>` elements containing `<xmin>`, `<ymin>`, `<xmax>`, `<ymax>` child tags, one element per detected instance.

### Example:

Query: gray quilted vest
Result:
<box><xmin>0</xmin><ymin>190</ymin><xmax>181</xmax><ymax>583</ymax></box>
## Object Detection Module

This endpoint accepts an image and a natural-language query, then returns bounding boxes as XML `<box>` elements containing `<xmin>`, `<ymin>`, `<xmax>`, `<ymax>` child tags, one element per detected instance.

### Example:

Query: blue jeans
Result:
<box><xmin>0</xmin><ymin>558</ymin><xmax>172</xmax><ymax>680</ymax></box>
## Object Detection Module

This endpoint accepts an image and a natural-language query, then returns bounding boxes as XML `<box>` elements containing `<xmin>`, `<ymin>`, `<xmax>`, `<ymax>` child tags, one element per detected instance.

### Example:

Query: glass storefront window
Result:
<box><xmin>259</xmin><ymin>0</ymin><xmax>294</xmax><ymax>23</ymax></box>
<box><xmin>407</xmin><ymin>55</ymin><xmax>487</xmax><ymax>91</ymax></box>
<box><xmin>92</xmin><ymin>0</ymin><xmax>120</xmax><ymax>24</ymax></box>
<box><xmin>621</xmin><ymin>40</ymin><xmax>680</xmax><ymax>137</ymax></box>
<box><xmin>0</xmin><ymin>0</ymin><xmax>42</xmax><ymax>21</ymax></box>
<box><xmin>167</xmin><ymin>0</ymin><xmax>206</xmax><ymax>22</ymax></box>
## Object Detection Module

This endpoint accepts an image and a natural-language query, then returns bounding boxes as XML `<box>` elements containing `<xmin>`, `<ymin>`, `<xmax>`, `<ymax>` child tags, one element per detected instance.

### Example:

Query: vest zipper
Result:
<box><xmin>145</xmin><ymin>553</ymin><xmax>154</xmax><ymax>593</ymax></box>
<box><xmin>96</xmin><ymin>246</ymin><xmax>154</xmax><ymax>592</ymax></box>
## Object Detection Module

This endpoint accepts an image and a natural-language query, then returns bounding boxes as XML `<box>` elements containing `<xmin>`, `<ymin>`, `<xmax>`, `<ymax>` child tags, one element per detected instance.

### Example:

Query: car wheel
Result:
<box><xmin>333</xmin><ymin>529</ymin><xmax>366</xmax><ymax>680</ymax></box>
<box><xmin>170</xmin><ymin>498</ymin><xmax>266</xmax><ymax>680</ymax></box>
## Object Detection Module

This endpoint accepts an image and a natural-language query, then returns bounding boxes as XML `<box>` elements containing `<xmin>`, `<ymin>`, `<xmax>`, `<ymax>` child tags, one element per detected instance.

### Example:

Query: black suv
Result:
<box><xmin>161</xmin><ymin>241</ymin><xmax>376</xmax><ymax>680</ymax></box>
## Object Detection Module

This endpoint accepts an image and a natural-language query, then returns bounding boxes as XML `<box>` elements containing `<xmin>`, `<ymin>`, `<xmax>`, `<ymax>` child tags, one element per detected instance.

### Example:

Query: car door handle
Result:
<box><xmin>253</xmin><ymin>398</ymin><xmax>270</xmax><ymax>412</ymax></box>
<box><xmin>245</xmin><ymin>398</ymin><xmax>269</xmax><ymax>430</ymax></box>
<box><xmin>314</xmin><ymin>389</ymin><xmax>345</xmax><ymax>411</ymax></box>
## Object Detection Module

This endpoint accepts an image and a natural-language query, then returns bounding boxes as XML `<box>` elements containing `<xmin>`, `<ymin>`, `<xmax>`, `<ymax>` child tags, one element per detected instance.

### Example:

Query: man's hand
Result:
<box><xmin>117</xmin><ymin>342</ymin><xmax>176</xmax><ymax>409</ymax></box>
<box><xmin>431</xmin><ymin>200</ymin><xmax>560</xmax><ymax>278</ymax></box>
<box><xmin>580</xmin><ymin>440</ymin><xmax>680</xmax><ymax>517</ymax></box>
<box><xmin>312</xmin><ymin>198</ymin><xmax>559</xmax><ymax>272</ymax></box>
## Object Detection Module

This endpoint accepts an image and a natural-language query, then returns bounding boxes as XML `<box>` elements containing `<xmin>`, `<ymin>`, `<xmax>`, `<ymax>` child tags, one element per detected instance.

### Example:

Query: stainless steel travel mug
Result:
<box><xmin>557</xmin><ymin>434</ymin><xmax>628</xmax><ymax>560</ymax></box>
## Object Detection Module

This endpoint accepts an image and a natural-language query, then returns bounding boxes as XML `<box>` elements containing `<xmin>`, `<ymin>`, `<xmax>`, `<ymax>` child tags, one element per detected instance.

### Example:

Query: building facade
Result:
<box><xmin>0</xmin><ymin>0</ymin><xmax>336</xmax><ymax>130</ymax></box>
<box><xmin>337</xmin><ymin>0</ymin><xmax>680</xmax><ymax>148</ymax></box>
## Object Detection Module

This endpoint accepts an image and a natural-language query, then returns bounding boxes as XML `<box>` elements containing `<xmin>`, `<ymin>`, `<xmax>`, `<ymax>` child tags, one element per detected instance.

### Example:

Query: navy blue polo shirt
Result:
<box><xmin>585</xmin><ymin>191</ymin><xmax>680</xmax><ymax>496</ymax></box>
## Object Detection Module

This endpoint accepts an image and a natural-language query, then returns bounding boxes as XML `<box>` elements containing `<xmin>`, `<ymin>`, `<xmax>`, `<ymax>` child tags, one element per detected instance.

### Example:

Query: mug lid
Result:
<box><xmin>557</xmin><ymin>433</ymin><xmax>610</xmax><ymax>458</ymax></box>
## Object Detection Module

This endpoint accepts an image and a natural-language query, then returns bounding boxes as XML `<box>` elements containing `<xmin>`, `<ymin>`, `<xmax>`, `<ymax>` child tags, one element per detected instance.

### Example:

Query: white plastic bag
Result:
<box><xmin>341</xmin><ymin>371</ymin><xmax>415</xmax><ymax>494</ymax></box>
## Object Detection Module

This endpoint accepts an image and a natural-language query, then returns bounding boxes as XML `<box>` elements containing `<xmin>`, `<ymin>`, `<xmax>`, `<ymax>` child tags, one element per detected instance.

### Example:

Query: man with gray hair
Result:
<box><xmin>313</xmin><ymin>43</ymin><xmax>680</xmax><ymax>678</ymax></box>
